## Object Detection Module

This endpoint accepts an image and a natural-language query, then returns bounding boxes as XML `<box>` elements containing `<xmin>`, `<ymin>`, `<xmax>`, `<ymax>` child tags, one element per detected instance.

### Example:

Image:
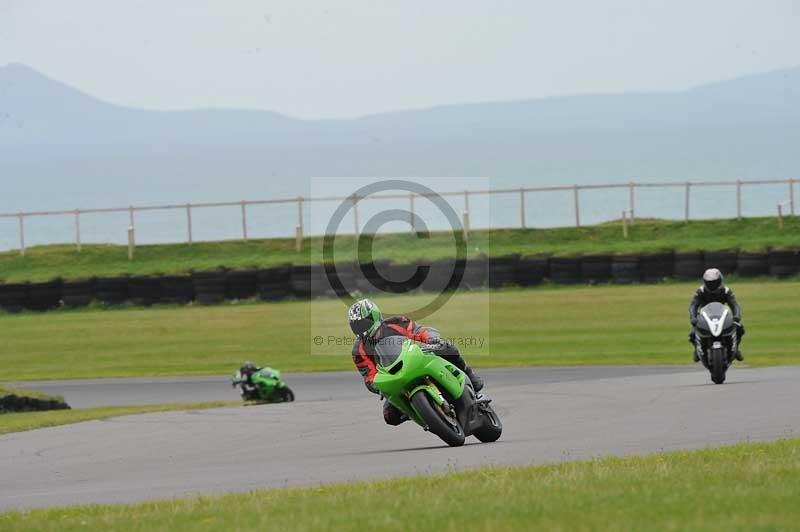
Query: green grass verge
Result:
<box><xmin>2</xmin><ymin>438</ymin><xmax>798</xmax><ymax>531</ymax></box>
<box><xmin>0</xmin><ymin>384</ymin><xmax>63</xmax><ymax>403</ymax></box>
<box><xmin>0</xmin><ymin>401</ymin><xmax>239</xmax><ymax>435</ymax></box>
<box><xmin>1</xmin><ymin>216</ymin><xmax>798</xmax><ymax>282</ymax></box>
<box><xmin>1</xmin><ymin>280</ymin><xmax>798</xmax><ymax>381</ymax></box>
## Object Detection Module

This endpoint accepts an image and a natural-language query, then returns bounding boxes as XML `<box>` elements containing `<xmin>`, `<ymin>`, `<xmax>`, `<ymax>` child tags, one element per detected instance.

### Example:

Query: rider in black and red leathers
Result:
<box><xmin>349</xmin><ymin>299</ymin><xmax>483</xmax><ymax>426</ymax></box>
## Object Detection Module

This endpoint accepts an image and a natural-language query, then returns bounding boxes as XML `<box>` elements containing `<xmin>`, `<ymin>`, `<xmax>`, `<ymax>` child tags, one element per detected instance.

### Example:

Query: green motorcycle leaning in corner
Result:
<box><xmin>231</xmin><ymin>361</ymin><xmax>295</xmax><ymax>403</ymax></box>
<box><xmin>349</xmin><ymin>299</ymin><xmax>502</xmax><ymax>447</ymax></box>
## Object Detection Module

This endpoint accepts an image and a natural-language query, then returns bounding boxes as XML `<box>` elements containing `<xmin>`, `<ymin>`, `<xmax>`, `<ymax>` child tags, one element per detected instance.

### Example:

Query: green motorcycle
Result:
<box><xmin>372</xmin><ymin>340</ymin><xmax>502</xmax><ymax>447</ymax></box>
<box><xmin>231</xmin><ymin>367</ymin><xmax>295</xmax><ymax>403</ymax></box>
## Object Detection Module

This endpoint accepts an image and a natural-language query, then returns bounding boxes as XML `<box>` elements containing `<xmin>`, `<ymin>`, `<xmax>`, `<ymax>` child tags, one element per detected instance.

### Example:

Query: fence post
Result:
<box><xmin>777</xmin><ymin>204</ymin><xmax>784</xmax><ymax>230</ymax></box>
<box><xmin>409</xmin><ymin>193</ymin><xmax>415</xmax><ymax>232</ymax></box>
<box><xmin>622</xmin><ymin>210</ymin><xmax>629</xmax><ymax>239</ymax></box>
<box><xmin>573</xmin><ymin>185</ymin><xmax>580</xmax><ymax>227</ymax></box>
<box><xmin>790</xmin><ymin>179</ymin><xmax>796</xmax><ymax>216</ymax></box>
<box><xmin>75</xmin><ymin>209</ymin><xmax>81</xmax><ymax>252</ymax></box>
<box><xmin>129</xmin><ymin>206</ymin><xmax>135</xmax><ymax>229</ymax></box>
<box><xmin>241</xmin><ymin>201</ymin><xmax>248</xmax><ymax>241</ymax></box>
<box><xmin>736</xmin><ymin>179</ymin><xmax>742</xmax><ymax>219</ymax></box>
<box><xmin>462</xmin><ymin>190</ymin><xmax>470</xmax><ymax>241</ymax></box>
<box><xmin>519</xmin><ymin>187</ymin><xmax>526</xmax><ymax>228</ymax></box>
<box><xmin>296</xmin><ymin>196</ymin><xmax>304</xmax><ymax>252</ymax></box>
<box><xmin>18</xmin><ymin>212</ymin><xmax>25</xmax><ymax>257</ymax></box>
<box><xmin>127</xmin><ymin>226</ymin><xmax>135</xmax><ymax>260</ymax></box>
<box><xmin>186</xmin><ymin>203</ymin><xmax>193</xmax><ymax>244</ymax></box>
<box><xmin>628</xmin><ymin>182</ymin><xmax>635</xmax><ymax>224</ymax></box>
<box><xmin>684</xmin><ymin>182</ymin><xmax>691</xmax><ymax>223</ymax></box>
<box><xmin>353</xmin><ymin>195</ymin><xmax>360</xmax><ymax>239</ymax></box>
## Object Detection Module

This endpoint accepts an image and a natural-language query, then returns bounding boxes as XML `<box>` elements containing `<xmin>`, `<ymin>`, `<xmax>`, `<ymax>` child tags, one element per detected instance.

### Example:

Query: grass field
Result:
<box><xmin>2</xmin><ymin>438</ymin><xmax>797</xmax><ymax>531</ymax></box>
<box><xmin>1</xmin><ymin>280</ymin><xmax>798</xmax><ymax>381</ymax></box>
<box><xmin>1</xmin><ymin>216</ymin><xmax>798</xmax><ymax>282</ymax></box>
<box><xmin>0</xmin><ymin>401</ymin><xmax>238</xmax><ymax>435</ymax></box>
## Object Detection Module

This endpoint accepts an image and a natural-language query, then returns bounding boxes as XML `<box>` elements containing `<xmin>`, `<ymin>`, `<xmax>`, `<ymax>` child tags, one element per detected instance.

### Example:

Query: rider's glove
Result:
<box><xmin>433</xmin><ymin>336</ymin><xmax>450</xmax><ymax>348</ymax></box>
<box><xmin>690</xmin><ymin>317</ymin><xmax>698</xmax><ymax>327</ymax></box>
<box><xmin>735</xmin><ymin>321</ymin><xmax>745</xmax><ymax>336</ymax></box>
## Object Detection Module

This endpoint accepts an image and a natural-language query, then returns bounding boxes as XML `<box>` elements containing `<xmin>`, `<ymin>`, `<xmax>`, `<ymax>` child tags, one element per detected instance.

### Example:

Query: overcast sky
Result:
<box><xmin>1</xmin><ymin>0</ymin><xmax>798</xmax><ymax>119</ymax></box>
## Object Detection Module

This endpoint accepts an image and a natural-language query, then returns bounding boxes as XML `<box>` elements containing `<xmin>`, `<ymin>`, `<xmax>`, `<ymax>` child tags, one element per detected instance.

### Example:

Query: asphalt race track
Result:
<box><xmin>5</xmin><ymin>366</ymin><xmax>693</xmax><ymax>408</ymax></box>
<box><xmin>2</xmin><ymin>366</ymin><xmax>799</xmax><ymax>511</ymax></box>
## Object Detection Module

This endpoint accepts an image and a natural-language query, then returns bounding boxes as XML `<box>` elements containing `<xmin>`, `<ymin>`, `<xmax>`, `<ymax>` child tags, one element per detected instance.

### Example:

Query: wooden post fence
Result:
<box><xmin>2</xmin><ymin>179</ymin><xmax>798</xmax><ymax>252</ymax></box>
<box><xmin>186</xmin><ymin>203</ymin><xmax>193</xmax><ymax>244</ymax></box>
<box><xmin>75</xmin><ymin>209</ymin><xmax>81</xmax><ymax>252</ymax></box>
<box><xmin>240</xmin><ymin>201</ymin><xmax>248</xmax><ymax>241</ymax></box>
<box><xmin>18</xmin><ymin>212</ymin><xmax>25</xmax><ymax>256</ymax></box>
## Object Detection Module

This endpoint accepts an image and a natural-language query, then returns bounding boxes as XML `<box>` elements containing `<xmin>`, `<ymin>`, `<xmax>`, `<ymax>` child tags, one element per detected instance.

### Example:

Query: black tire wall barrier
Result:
<box><xmin>705</xmin><ymin>250</ymin><xmax>738</xmax><ymax>275</ymax></box>
<box><xmin>357</xmin><ymin>261</ymin><xmax>407</xmax><ymax>295</ymax></box>
<box><xmin>461</xmin><ymin>257</ymin><xmax>487</xmax><ymax>289</ymax></box>
<box><xmin>258</xmin><ymin>265</ymin><xmax>291</xmax><ymax>301</ymax></box>
<box><xmin>674</xmin><ymin>252</ymin><xmax>705</xmax><ymax>281</ymax></box>
<box><xmin>580</xmin><ymin>255</ymin><xmax>612</xmax><ymax>284</ymax></box>
<box><xmin>62</xmin><ymin>279</ymin><xmax>95</xmax><ymax>308</ymax></box>
<box><xmin>0</xmin><ymin>282</ymin><xmax>28</xmax><ymax>312</ymax></box>
<box><xmin>488</xmin><ymin>256</ymin><xmax>519</xmax><ymax>288</ymax></box>
<box><xmin>192</xmin><ymin>271</ymin><xmax>226</xmax><ymax>305</ymax></box>
<box><xmin>161</xmin><ymin>276</ymin><xmax>194</xmax><ymax>304</ymax></box>
<box><xmin>737</xmin><ymin>252</ymin><xmax>769</xmax><ymax>276</ymax></box>
<box><xmin>384</xmin><ymin>262</ymin><xmax>425</xmax><ymax>294</ymax></box>
<box><xmin>769</xmin><ymin>250</ymin><xmax>798</xmax><ymax>277</ymax></box>
<box><xmin>611</xmin><ymin>256</ymin><xmax>640</xmax><ymax>284</ymax></box>
<box><xmin>550</xmin><ymin>257</ymin><xmax>582</xmax><ymax>284</ymax></box>
<box><xmin>641</xmin><ymin>252</ymin><xmax>674</xmax><ymax>283</ymax></box>
<box><xmin>1</xmin><ymin>248</ymin><xmax>799</xmax><ymax>313</ymax></box>
<box><xmin>515</xmin><ymin>256</ymin><xmax>548</xmax><ymax>286</ymax></box>
<box><xmin>226</xmin><ymin>270</ymin><xmax>259</xmax><ymax>300</ymax></box>
<box><xmin>128</xmin><ymin>277</ymin><xmax>163</xmax><ymax>307</ymax></box>
<box><xmin>96</xmin><ymin>277</ymin><xmax>129</xmax><ymax>305</ymax></box>
<box><xmin>290</xmin><ymin>265</ymin><xmax>333</xmax><ymax>298</ymax></box>
<box><xmin>416</xmin><ymin>260</ymin><xmax>446</xmax><ymax>294</ymax></box>
<box><xmin>26</xmin><ymin>279</ymin><xmax>63</xmax><ymax>311</ymax></box>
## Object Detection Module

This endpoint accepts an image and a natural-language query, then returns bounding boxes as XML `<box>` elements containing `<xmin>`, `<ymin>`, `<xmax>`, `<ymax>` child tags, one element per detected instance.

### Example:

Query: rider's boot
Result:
<box><xmin>688</xmin><ymin>332</ymin><xmax>699</xmax><ymax>363</ymax></box>
<box><xmin>735</xmin><ymin>349</ymin><xmax>744</xmax><ymax>361</ymax></box>
<box><xmin>465</xmin><ymin>367</ymin><xmax>484</xmax><ymax>392</ymax></box>
<box><xmin>383</xmin><ymin>402</ymin><xmax>408</xmax><ymax>426</ymax></box>
<box><xmin>438</xmin><ymin>343</ymin><xmax>484</xmax><ymax>392</ymax></box>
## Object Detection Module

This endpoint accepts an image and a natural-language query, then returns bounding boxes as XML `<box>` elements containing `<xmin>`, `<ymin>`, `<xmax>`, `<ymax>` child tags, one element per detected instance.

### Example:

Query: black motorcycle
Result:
<box><xmin>693</xmin><ymin>302</ymin><xmax>739</xmax><ymax>384</ymax></box>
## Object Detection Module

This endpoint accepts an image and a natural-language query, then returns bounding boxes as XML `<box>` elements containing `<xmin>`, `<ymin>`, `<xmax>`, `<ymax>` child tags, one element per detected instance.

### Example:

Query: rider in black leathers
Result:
<box><xmin>688</xmin><ymin>268</ymin><xmax>744</xmax><ymax>362</ymax></box>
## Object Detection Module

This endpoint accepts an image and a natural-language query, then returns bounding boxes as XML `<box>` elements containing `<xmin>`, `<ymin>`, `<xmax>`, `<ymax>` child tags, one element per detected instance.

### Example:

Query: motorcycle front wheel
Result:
<box><xmin>411</xmin><ymin>390</ymin><xmax>465</xmax><ymax>447</ymax></box>
<box><xmin>281</xmin><ymin>386</ymin><xmax>295</xmax><ymax>402</ymax></box>
<box><xmin>473</xmin><ymin>403</ymin><xmax>503</xmax><ymax>443</ymax></box>
<box><xmin>709</xmin><ymin>346</ymin><xmax>727</xmax><ymax>384</ymax></box>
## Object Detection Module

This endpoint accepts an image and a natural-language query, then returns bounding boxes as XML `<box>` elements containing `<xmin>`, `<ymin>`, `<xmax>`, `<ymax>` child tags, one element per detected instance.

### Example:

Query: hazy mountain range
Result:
<box><xmin>1</xmin><ymin>63</ymin><xmax>799</xmax><ymax>212</ymax></box>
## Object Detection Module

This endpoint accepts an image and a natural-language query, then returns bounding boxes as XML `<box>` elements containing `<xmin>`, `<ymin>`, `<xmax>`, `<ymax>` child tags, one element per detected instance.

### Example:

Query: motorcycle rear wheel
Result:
<box><xmin>411</xmin><ymin>390</ymin><xmax>465</xmax><ymax>447</ymax></box>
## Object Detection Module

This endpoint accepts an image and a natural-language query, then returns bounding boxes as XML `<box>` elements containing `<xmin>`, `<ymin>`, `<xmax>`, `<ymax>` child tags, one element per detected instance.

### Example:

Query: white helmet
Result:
<box><xmin>703</xmin><ymin>268</ymin><xmax>723</xmax><ymax>292</ymax></box>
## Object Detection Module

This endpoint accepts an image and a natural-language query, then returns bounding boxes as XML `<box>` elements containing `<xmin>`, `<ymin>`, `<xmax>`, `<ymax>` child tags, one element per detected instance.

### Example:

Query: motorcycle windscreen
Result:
<box><xmin>698</xmin><ymin>302</ymin><xmax>734</xmax><ymax>336</ymax></box>
<box><xmin>700</xmin><ymin>302</ymin><xmax>727</xmax><ymax>320</ymax></box>
<box><xmin>374</xmin><ymin>336</ymin><xmax>407</xmax><ymax>368</ymax></box>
